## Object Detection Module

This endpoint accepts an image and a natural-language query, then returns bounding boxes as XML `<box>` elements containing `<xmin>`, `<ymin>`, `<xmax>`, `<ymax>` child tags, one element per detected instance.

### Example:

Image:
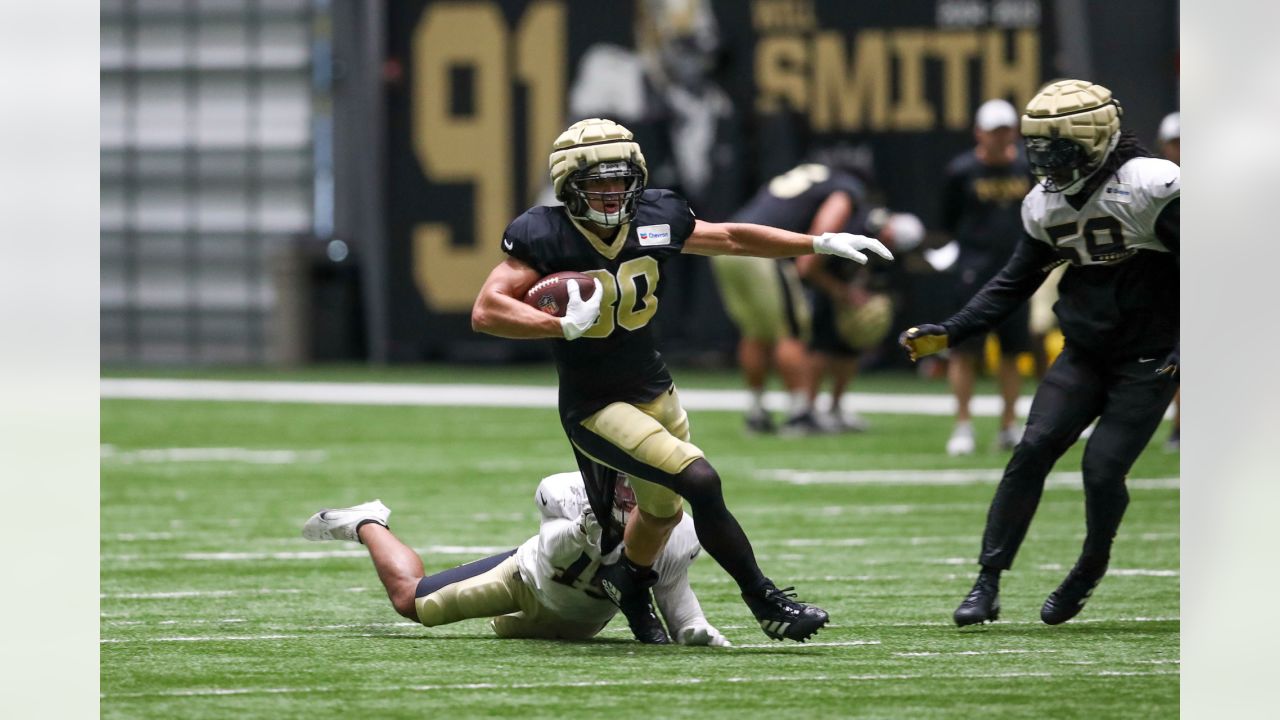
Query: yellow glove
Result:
<box><xmin>899</xmin><ymin>324</ymin><xmax>949</xmax><ymax>361</ymax></box>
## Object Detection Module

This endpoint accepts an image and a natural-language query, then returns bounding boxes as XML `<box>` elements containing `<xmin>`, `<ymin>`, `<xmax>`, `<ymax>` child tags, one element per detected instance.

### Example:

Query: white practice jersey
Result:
<box><xmin>1021</xmin><ymin>156</ymin><xmax>1179</xmax><ymax>265</ymax></box>
<box><xmin>514</xmin><ymin>472</ymin><xmax>711</xmax><ymax>635</ymax></box>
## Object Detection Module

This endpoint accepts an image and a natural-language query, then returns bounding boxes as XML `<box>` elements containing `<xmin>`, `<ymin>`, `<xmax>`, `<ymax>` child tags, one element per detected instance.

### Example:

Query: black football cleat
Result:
<box><xmin>598</xmin><ymin>559</ymin><xmax>670</xmax><ymax>644</ymax></box>
<box><xmin>743</xmin><ymin>582</ymin><xmax>829</xmax><ymax>642</ymax></box>
<box><xmin>953</xmin><ymin>572</ymin><xmax>1001</xmax><ymax>627</ymax></box>
<box><xmin>1041</xmin><ymin>562</ymin><xmax>1106</xmax><ymax>625</ymax></box>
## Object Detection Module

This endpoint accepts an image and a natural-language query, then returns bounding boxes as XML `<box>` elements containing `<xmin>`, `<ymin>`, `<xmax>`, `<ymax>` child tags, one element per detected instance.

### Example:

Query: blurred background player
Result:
<box><xmin>709</xmin><ymin>248</ymin><xmax>812</xmax><ymax>434</ymax></box>
<box><xmin>935</xmin><ymin>99</ymin><xmax>1036</xmax><ymax>455</ymax></box>
<box><xmin>1157</xmin><ymin>111</ymin><xmax>1180</xmax><ymax>452</ymax></box>
<box><xmin>472</xmin><ymin>118</ymin><xmax>891</xmax><ymax>644</ymax></box>
<box><xmin>715</xmin><ymin>156</ymin><xmax>918</xmax><ymax>434</ymax></box>
<box><xmin>901</xmin><ymin>80</ymin><xmax>1179</xmax><ymax>627</ymax></box>
<box><xmin>302</xmin><ymin>472</ymin><xmax>729</xmax><ymax>646</ymax></box>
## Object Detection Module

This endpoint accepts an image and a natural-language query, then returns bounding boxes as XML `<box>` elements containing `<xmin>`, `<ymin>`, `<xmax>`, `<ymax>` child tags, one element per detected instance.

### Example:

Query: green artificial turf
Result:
<box><xmin>101</xmin><ymin>375</ymin><xmax>1178</xmax><ymax>719</ymax></box>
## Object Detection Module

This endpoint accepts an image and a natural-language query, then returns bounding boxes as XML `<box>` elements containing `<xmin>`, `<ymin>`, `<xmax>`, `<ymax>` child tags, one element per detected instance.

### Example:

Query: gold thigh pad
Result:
<box><xmin>579</xmin><ymin>387</ymin><xmax>702</xmax><ymax>518</ymax></box>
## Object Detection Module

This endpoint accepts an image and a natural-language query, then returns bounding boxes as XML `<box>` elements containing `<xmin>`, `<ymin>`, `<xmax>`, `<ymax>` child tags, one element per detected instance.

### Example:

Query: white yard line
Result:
<box><xmin>894</xmin><ymin>649</ymin><xmax>1057</xmax><ymax>657</ymax></box>
<box><xmin>100</xmin><ymin>445</ymin><xmax>327</xmax><ymax>465</ymax></box>
<box><xmin>101</xmin><ymin>635</ymin><xmax>298</xmax><ymax>644</ymax></box>
<box><xmin>173</xmin><ymin>546</ymin><xmax>512</xmax><ymax>561</ymax></box>
<box><xmin>756</xmin><ymin>468</ymin><xmax>1179</xmax><ymax>489</ymax></box>
<box><xmin>731</xmin><ymin>640</ymin><xmax>881</xmax><ymax>649</ymax></box>
<box><xmin>102</xmin><ymin>668</ymin><xmax>1178</xmax><ymax>699</ymax></box>
<box><xmin>101</xmin><ymin>589</ymin><xmax>303</xmax><ymax>600</ymax></box>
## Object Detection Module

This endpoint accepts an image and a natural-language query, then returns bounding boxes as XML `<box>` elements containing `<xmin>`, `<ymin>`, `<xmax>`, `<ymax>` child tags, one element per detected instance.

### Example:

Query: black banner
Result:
<box><xmin>380</xmin><ymin>0</ymin><xmax>1171</xmax><ymax>363</ymax></box>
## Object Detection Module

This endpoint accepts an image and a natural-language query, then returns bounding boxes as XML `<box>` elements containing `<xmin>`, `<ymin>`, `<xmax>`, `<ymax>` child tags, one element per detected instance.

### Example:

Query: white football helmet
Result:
<box><xmin>1021</xmin><ymin>79</ymin><xmax>1122</xmax><ymax>194</ymax></box>
<box><xmin>548</xmin><ymin>118</ymin><xmax>649</xmax><ymax>227</ymax></box>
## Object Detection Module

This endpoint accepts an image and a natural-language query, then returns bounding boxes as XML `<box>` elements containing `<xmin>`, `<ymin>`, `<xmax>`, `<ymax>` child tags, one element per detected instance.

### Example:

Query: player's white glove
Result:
<box><xmin>676</xmin><ymin>623</ymin><xmax>731</xmax><ymax>647</ymax></box>
<box><xmin>577</xmin><ymin>507</ymin><xmax>604</xmax><ymax>560</ymax></box>
<box><xmin>812</xmin><ymin>232</ymin><xmax>895</xmax><ymax>264</ymax></box>
<box><xmin>560</xmin><ymin>278</ymin><xmax>604</xmax><ymax>341</ymax></box>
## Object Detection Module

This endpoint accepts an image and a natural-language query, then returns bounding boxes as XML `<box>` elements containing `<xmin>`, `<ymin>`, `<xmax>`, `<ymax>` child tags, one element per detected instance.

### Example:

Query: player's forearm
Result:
<box><xmin>654</xmin><ymin>576</ymin><xmax>708</xmax><ymax>635</ymax></box>
<box><xmin>538</xmin><ymin>518</ymin><xmax>589</xmax><ymax>566</ymax></box>
<box><xmin>471</xmin><ymin>290</ymin><xmax>564</xmax><ymax>339</ymax></box>
<box><xmin>723</xmin><ymin>223</ymin><xmax>816</xmax><ymax>258</ymax></box>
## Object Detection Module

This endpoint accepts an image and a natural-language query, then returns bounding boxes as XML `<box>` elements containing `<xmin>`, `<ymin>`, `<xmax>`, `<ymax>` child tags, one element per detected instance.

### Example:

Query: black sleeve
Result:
<box><xmin>940</xmin><ymin>234</ymin><xmax>1059</xmax><ymax>345</ymax></box>
<box><xmin>1154</xmin><ymin>197</ymin><xmax>1179</xmax><ymax>257</ymax></box>
<box><xmin>642</xmin><ymin>189</ymin><xmax>696</xmax><ymax>252</ymax></box>
<box><xmin>501</xmin><ymin>211</ymin><xmax>547</xmax><ymax>274</ymax></box>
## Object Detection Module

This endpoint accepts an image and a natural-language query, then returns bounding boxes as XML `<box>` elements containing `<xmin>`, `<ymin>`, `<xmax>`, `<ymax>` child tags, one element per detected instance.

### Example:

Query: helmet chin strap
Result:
<box><xmin>584</xmin><ymin>207</ymin><xmax>626</xmax><ymax>227</ymax></box>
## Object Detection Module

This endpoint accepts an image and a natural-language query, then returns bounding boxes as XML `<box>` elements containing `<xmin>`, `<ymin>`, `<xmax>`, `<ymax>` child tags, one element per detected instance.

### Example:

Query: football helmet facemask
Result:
<box><xmin>1021</xmin><ymin>79</ymin><xmax>1122</xmax><ymax>194</ymax></box>
<box><xmin>549</xmin><ymin>118</ymin><xmax>649</xmax><ymax>227</ymax></box>
<box><xmin>611</xmin><ymin>474</ymin><xmax>638</xmax><ymax>526</ymax></box>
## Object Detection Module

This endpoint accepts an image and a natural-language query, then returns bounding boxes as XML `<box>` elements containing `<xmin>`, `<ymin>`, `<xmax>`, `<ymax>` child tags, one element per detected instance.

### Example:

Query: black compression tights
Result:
<box><xmin>672</xmin><ymin>458</ymin><xmax>767</xmax><ymax>594</ymax></box>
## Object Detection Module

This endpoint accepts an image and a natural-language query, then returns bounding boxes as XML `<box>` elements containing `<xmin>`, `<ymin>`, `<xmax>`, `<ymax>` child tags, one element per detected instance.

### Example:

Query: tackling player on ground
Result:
<box><xmin>472</xmin><ymin>118</ymin><xmax>893</xmax><ymax>643</ymax></box>
<box><xmin>900</xmin><ymin>80</ymin><xmax>1179</xmax><ymax>627</ymax></box>
<box><xmin>302</xmin><ymin>472</ymin><xmax>729</xmax><ymax>646</ymax></box>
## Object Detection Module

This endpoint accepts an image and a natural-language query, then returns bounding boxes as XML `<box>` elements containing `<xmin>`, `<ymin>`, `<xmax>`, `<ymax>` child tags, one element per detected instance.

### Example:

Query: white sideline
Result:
<box><xmin>101</xmin><ymin>668</ymin><xmax>1179</xmax><ymax>698</ymax></box>
<box><xmin>100</xmin><ymin>378</ymin><xmax>1040</xmax><ymax>417</ymax></box>
<box><xmin>101</xmin><ymin>377</ymin><xmax>1177</xmax><ymax>418</ymax></box>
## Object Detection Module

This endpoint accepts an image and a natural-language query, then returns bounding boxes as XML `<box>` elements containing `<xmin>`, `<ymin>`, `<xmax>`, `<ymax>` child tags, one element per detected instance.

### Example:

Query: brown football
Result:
<box><xmin>522</xmin><ymin>271</ymin><xmax>596</xmax><ymax>318</ymax></box>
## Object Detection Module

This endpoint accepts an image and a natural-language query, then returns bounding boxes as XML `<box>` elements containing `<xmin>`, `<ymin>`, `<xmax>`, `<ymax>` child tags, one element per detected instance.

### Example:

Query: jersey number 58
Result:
<box><xmin>581</xmin><ymin>256</ymin><xmax>660</xmax><ymax>338</ymax></box>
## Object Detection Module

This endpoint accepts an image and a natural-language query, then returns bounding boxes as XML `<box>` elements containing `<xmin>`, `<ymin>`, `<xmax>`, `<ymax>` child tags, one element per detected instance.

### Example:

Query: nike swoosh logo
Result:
<box><xmin>503</xmin><ymin>237</ymin><xmax>514</xmax><ymax>251</ymax></box>
<box><xmin>1138</xmin><ymin>357</ymin><xmax>1157</xmax><ymax>363</ymax></box>
<box><xmin>539</xmin><ymin>492</ymin><xmax>548</xmax><ymax>506</ymax></box>
<box><xmin>1165</xmin><ymin>178</ymin><xmax>1176</xmax><ymax>188</ymax></box>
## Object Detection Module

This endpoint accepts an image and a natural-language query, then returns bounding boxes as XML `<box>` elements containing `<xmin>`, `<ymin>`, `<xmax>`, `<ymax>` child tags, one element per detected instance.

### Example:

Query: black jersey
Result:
<box><xmin>734</xmin><ymin>163</ymin><xmax>875</xmax><ymax>284</ymax></box>
<box><xmin>940</xmin><ymin>151</ymin><xmax>1034</xmax><ymax>276</ymax></box>
<box><xmin>502</xmin><ymin>189</ymin><xmax>697</xmax><ymax>422</ymax></box>
<box><xmin>733</xmin><ymin>163</ymin><xmax>867</xmax><ymax>232</ymax></box>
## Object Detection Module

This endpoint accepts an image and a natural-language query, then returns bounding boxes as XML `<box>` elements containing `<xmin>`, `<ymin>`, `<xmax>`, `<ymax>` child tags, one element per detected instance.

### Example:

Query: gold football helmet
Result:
<box><xmin>548</xmin><ymin>118</ymin><xmax>649</xmax><ymax>227</ymax></box>
<box><xmin>1021</xmin><ymin>79</ymin><xmax>1122</xmax><ymax>193</ymax></box>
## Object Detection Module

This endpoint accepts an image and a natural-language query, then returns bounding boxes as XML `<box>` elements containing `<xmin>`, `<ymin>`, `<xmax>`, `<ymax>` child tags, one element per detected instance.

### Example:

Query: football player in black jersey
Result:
<box><xmin>901</xmin><ymin>81</ymin><xmax>1179</xmax><ymax>627</ymax></box>
<box><xmin>473</xmin><ymin>118</ymin><xmax>893</xmax><ymax>643</ymax></box>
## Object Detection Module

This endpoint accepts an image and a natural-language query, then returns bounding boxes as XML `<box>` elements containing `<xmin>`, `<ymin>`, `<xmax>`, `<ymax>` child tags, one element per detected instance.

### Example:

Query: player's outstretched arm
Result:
<box><xmin>653</xmin><ymin>566</ymin><xmax>730</xmax><ymax>647</ymax></box>
<box><xmin>682</xmin><ymin>219</ymin><xmax>893</xmax><ymax>264</ymax></box>
<box><xmin>471</xmin><ymin>258</ymin><xmax>602</xmax><ymax>340</ymax></box>
<box><xmin>926</xmin><ymin>234</ymin><xmax>1058</xmax><ymax>352</ymax></box>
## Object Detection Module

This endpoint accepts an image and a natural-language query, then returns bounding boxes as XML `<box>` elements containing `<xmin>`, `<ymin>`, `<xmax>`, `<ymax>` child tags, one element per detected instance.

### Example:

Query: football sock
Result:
<box><xmin>355</xmin><ymin>518</ymin><xmax>388</xmax><ymax>543</ymax></box>
<box><xmin>788</xmin><ymin>391</ymin><xmax>809</xmax><ymax>417</ymax></box>
<box><xmin>675</xmin><ymin>459</ymin><xmax>767</xmax><ymax>593</ymax></box>
<box><xmin>691</xmin><ymin>506</ymin><xmax>767</xmax><ymax>595</ymax></box>
<box><xmin>979</xmin><ymin>565</ymin><xmax>1002</xmax><ymax>585</ymax></box>
<box><xmin>748</xmin><ymin>389</ymin><xmax>765</xmax><ymax>415</ymax></box>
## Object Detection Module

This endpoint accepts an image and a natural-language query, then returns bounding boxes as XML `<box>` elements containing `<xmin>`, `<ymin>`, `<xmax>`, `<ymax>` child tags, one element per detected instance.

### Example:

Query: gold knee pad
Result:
<box><xmin>630</xmin><ymin>476</ymin><xmax>685</xmax><ymax>518</ymax></box>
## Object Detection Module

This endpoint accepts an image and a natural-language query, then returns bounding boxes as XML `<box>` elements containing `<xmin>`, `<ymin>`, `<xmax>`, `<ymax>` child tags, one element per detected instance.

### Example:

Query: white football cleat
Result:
<box><xmin>302</xmin><ymin>500</ymin><xmax>390</xmax><ymax>543</ymax></box>
<box><xmin>947</xmin><ymin>423</ymin><xmax>976</xmax><ymax>456</ymax></box>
